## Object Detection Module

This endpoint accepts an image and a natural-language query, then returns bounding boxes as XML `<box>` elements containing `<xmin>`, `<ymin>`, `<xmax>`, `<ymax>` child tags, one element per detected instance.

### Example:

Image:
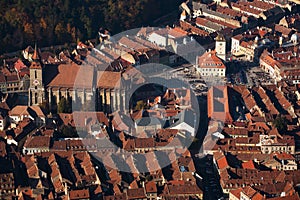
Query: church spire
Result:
<box><xmin>32</xmin><ymin>43</ymin><xmax>40</xmax><ymax>61</ymax></box>
<box><xmin>30</xmin><ymin>43</ymin><xmax>42</xmax><ymax>69</ymax></box>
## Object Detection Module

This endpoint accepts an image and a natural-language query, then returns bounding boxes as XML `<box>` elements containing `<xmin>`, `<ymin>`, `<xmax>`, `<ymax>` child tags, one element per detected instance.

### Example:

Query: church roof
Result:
<box><xmin>47</xmin><ymin>63</ymin><xmax>94</xmax><ymax>89</ymax></box>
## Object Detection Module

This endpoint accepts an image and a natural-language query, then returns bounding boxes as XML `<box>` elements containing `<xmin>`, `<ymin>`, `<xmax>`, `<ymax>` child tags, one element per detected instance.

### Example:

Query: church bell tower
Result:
<box><xmin>28</xmin><ymin>44</ymin><xmax>44</xmax><ymax>105</ymax></box>
<box><xmin>215</xmin><ymin>33</ymin><xmax>226</xmax><ymax>61</ymax></box>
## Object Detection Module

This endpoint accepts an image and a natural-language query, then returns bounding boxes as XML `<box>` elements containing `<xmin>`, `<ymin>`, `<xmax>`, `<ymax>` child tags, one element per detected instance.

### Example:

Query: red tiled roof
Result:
<box><xmin>260</xmin><ymin>50</ymin><xmax>282</xmax><ymax>69</ymax></box>
<box><xmin>127</xmin><ymin>188</ymin><xmax>146</xmax><ymax>200</ymax></box>
<box><xmin>14</xmin><ymin>59</ymin><xmax>27</xmax><ymax>73</ymax></box>
<box><xmin>119</xmin><ymin>36</ymin><xmax>147</xmax><ymax>50</ymax></box>
<box><xmin>72</xmin><ymin>111</ymin><xmax>109</xmax><ymax>127</ymax></box>
<box><xmin>216</xmin><ymin>6</ymin><xmax>242</xmax><ymax>18</ymax></box>
<box><xmin>24</xmin><ymin>136</ymin><xmax>50</xmax><ymax>149</ymax></box>
<box><xmin>6</xmin><ymin>74</ymin><xmax>19</xmax><ymax>83</ymax></box>
<box><xmin>145</xmin><ymin>181</ymin><xmax>157</xmax><ymax>193</ymax></box>
<box><xmin>48</xmin><ymin>63</ymin><xmax>94</xmax><ymax>88</ymax></box>
<box><xmin>275</xmin><ymin>24</ymin><xmax>293</xmax><ymax>36</ymax></box>
<box><xmin>69</xmin><ymin>189</ymin><xmax>89</xmax><ymax>200</ymax></box>
<box><xmin>242</xmin><ymin>186</ymin><xmax>264</xmax><ymax>200</ymax></box>
<box><xmin>97</xmin><ymin>71</ymin><xmax>121</xmax><ymax>89</ymax></box>
<box><xmin>198</xmin><ymin>50</ymin><xmax>226</xmax><ymax>69</ymax></box>
<box><xmin>165</xmin><ymin>182</ymin><xmax>203</xmax><ymax>196</ymax></box>
<box><xmin>30</xmin><ymin>60</ymin><xmax>42</xmax><ymax>69</ymax></box>
<box><xmin>242</xmin><ymin>160</ymin><xmax>256</xmax><ymax>169</ymax></box>
<box><xmin>275</xmin><ymin>152</ymin><xmax>295</xmax><ymax>160</ymax></box>
<box><xmin>179</xmin><ymin>21</ymin><xmax>209</xmax><ymax>36</ymax></box>
<box><xmin>217</xmin><ymin>156</ymin><xmax>229</xmax><ymax>170</ymax></box>
<box><xmin>230</xmin><ymin>188</ymin><xmax>243</xmax><ymax>199</ymax></box>
<box><xmin>168</xmin><ymin>27</ymin><xmax>188</xmax><ymax>38</ymax></box>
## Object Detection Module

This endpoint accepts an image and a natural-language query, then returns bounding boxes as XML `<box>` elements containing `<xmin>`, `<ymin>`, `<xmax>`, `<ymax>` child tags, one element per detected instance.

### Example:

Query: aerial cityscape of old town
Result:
<box><xmin>0</xmin><ymin>0</ymin><xmax>300</xmax><ymax>199</ymax></box>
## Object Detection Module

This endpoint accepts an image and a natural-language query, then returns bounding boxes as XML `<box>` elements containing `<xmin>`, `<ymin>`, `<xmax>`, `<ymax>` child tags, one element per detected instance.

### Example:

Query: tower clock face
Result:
<box><xmin>33</xmin><ymin>79</ymin><xmax>40</xmax><ymax>86</ymax></box>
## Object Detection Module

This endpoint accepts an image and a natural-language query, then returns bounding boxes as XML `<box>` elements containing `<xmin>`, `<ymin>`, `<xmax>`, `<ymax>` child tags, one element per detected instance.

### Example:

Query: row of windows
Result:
<box><xmin>262</xmin><ymin>146</ymin><xmax>292</xmax><ymax>151</ymax></box>
<box><xmin>201</xmin><ymin>68</ymin><xmax>224</xmax><ymax>72</ymax></box>
<box><xmin>276</xmin><ymin>166</ymin><xmax>297</xmax><ymax>170</ymax></box>
<box><xmin>201</xmin><ymin>73</ymin><xmax>225</xmax><ymax>76</ymax></box>
<box><xmin>204</xmin><ymin>63</ymin><xmax>223</xmax><ymax>66</ymax></box>
<box><xmin>7</xmin><ymin>83</ymin><xmax>18</xmax><ymax>87</ymax></box>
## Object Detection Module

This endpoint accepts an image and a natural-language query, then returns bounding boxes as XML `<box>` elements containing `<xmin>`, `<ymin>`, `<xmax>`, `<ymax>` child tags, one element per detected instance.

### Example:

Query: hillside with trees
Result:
<box><xmin>0</xmin><ymin>0</ymin><xmax>182</xmax><ymax>54</ymax></box>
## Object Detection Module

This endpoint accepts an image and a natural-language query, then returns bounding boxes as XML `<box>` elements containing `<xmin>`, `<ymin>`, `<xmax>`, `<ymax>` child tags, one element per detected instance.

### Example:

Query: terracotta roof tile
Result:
<box><xmin>145</xmin><ymin>181</ymin><xmax>157</xmax><ymax>193</ymax></box>
<box><xmin>119</xmin><ymin>36</ymin><xmax>147</xmax><ymax>50</ymax></box>
<box><xmin>127</xmin><ymin>188</ymin><xmax>146</xmax><ymax>199</ymax></box>
<box><xmin>217</xmin><ymin>156</ymin><xmax>229</xmax><ymax>170</ymax></box>
<box><xmin>230</xmin><ymin>188</ymin><xmax>243</xmax><ymax>199</ymax></box>
<box><xmin>97</xmin><ymin>71</ymin><xmax>121</xmax><ymax>89</ymax></box>
<box><xmin>48</xmin><ymin>63</ymin><xmax>94</xmax><ymax>88</ymax></box>
<box><xmin>24</xmin><ymin>136</ymin><xmax>50</xmax><ymax>149</ymax></box>
<box><xmin>242</xmin><ymin>160</ymin><xmax>256</xmax><ymax>169</ymax></box>
<box><xmin>69</xmin><ymin>189</ymin><xmax>89</xmax><ymax>200</ymax></box>
<box><xmin>198</xmin><ymin>50</ymin><xmax>226</xmax><ymax>69</ymax></box>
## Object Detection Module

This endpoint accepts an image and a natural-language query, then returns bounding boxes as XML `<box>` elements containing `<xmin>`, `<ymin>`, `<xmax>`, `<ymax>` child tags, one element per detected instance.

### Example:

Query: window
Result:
<box><xmin>34</xmin><ymin>93</ymin><xmax>38</xmax><ymax>104</ymax></box>
<box><xmin>35</xmin><ymin>70</ymin><xmax>37</xmax><ymax>79</ymax></box>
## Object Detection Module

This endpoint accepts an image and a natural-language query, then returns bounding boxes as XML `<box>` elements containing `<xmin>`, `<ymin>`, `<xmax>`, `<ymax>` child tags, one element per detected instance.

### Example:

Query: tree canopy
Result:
<box><xmin>273</xmin><ymin>115</ymin><xmax>288</xmax><ymax>133</ymax></box>
<box><xmin>57</xmin><ymin>96</ymin><xmax>72</xmax><ymax>113</ymax></box>
<box><xmin>0</xmin><ymin>0</ymin><xmax>182</xmax><ymax>54</ymax></box>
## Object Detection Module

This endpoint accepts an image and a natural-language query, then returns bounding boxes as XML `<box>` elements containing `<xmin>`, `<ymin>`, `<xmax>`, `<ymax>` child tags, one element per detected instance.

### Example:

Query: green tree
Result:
<box><xmin>57</xmin><ymin>97</ymin><xmax>72</xmax><ymax>113</ymax></box>
<box><xmin>61</xmin><ymin>125</ymin><xmax>77</xmax><ymax>138</ymax></box>
<box><xmin>135</xmin><ymin>100</ymin><xmax>146</xmax><ymax>110</ymax></box>
<box><xmin>39</xmin><ymin>101</ymin><xmax>50</xmax><ymax>115</ymax></box>
<box><xmin>66</xmin><ymin>97</ymin><xmax>72</xmax><ymax>113</ymax></box>
<box><xmin>273</xmin><ymin>115</ymin><xmax>287</xmax><ymax>133</ymax></box>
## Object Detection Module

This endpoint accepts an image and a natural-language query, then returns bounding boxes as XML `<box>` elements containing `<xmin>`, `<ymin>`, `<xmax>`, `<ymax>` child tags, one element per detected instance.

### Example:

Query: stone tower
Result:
<box><xmin>28</xmin><ymin>44</ymin><xmax>44</xmax><ymax>105</ymax></box>
<box><xmin>215</xmin><ymin>33</ymin><xmax>226</xmax><ymax>61</ymax></box>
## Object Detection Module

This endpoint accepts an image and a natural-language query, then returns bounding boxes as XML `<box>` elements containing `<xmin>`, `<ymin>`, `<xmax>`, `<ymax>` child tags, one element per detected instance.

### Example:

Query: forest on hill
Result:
<box><xmin>0</xmin><ymin>0</ymin><xmax>182</xmax><ymax>54</ymax></box>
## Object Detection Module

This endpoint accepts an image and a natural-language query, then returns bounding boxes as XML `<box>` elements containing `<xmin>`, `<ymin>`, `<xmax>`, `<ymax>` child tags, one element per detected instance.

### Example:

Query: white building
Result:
<box><xmin>196</xmin><ymin>50</ymin><xmax>226</xmax><ymax>77</ymax></box>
